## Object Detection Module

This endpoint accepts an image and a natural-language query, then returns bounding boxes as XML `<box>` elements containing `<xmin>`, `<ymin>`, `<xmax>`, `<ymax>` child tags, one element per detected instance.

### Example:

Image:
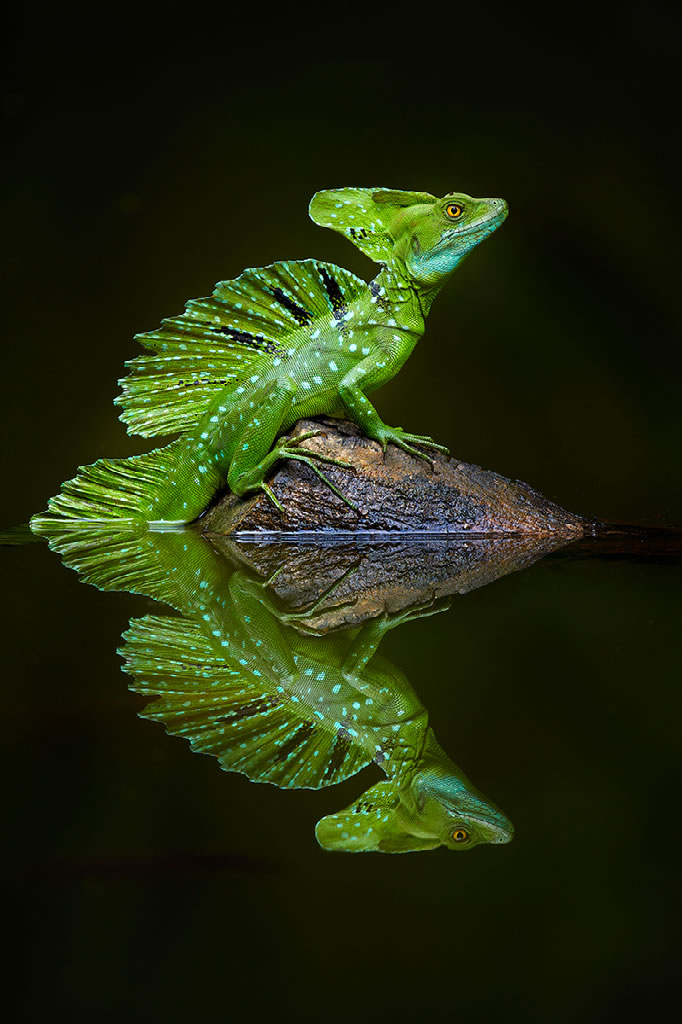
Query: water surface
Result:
<box><xmin>4</xmin><ymin>526</ymin><xmax>679</xmax><ymax>1020</ymax></box>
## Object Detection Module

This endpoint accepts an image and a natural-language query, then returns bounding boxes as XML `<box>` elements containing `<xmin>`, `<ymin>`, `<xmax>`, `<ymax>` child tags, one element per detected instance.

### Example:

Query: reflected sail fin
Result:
<box><xmin>122</xmin><ymin>614</ymin><xmax>373</xmax><ymax>790</ymax></box>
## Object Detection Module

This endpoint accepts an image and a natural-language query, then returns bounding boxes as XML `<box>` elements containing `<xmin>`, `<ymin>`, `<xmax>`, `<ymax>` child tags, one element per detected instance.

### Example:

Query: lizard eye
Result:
<box><xmin>452</xmin><ymin>828</ymin><xmax>469</xmax><ymax>843</ymax></box>
<box><xmin>446</xmin><ymin>203</ymin><xmax>464</xmax><ymax>219</ymax></box>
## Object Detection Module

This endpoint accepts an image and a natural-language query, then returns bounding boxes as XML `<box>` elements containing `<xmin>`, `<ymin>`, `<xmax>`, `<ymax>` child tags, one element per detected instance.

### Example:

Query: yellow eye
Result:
<box><xmin>446</xmin><ymin>203</ymin><xmax>463</xmax><ymax>219</ymax></box>
<box><xmin>452</xmin><ymin>828</ymin><xmax>469</xmax><ymax>843</ymax></box>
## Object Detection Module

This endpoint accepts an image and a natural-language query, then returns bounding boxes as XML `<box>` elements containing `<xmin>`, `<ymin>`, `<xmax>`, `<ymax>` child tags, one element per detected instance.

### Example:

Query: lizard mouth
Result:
<box><xmin>466</xmin><ymin>810</ymin><xmax>515</xmax><ymax>844</ymax></box>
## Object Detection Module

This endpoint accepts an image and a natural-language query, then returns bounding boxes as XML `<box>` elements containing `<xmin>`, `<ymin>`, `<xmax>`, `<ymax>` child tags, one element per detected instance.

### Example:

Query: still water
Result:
<box><xmin>5</xmin><ymin>524</ymin><xmax>680</xmax><ymax>1020</ymax></box>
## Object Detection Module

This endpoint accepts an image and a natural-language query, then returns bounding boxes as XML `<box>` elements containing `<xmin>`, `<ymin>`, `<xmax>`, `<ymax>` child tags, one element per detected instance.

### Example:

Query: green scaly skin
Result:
<box><xmin>32</xmin><ymin>188</ymin><xmax>507</xmax><ymax>527</ymax></box>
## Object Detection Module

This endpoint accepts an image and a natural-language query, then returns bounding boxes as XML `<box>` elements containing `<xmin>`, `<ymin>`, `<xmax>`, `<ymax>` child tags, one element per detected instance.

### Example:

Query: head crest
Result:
<box><xmin>309</xmin><ymin>187</ymin><xmax>436</xmax><ymax>264</ymax></box>
<box><xmin>314</xmin><ymin>779</ymin><xmax>441</xmax><ymax>853</ymax></box>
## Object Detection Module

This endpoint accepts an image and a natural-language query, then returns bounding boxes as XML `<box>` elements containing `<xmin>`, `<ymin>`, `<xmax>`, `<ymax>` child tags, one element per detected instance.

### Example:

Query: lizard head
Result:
<box><xmin>407</xmin><ymin>765</ymin><xmax>514</xmax><ymax>852</ymax></box>
<box><xmin>309</xmin><ymin>187</ymin><xmax>507</xmax><ymax>286</ymax></box>
<box><xmin>314</xmin><ymin>734</ymin><xmax>513</xmax><ymax>854</ymax></box>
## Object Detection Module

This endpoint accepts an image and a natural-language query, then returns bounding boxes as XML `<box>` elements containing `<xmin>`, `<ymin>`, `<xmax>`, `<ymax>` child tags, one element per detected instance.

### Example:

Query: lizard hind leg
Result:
<box><xmin>227</xmin><ymin>377</ymin><xmax>357</xmax><ymax>512</ymax></box>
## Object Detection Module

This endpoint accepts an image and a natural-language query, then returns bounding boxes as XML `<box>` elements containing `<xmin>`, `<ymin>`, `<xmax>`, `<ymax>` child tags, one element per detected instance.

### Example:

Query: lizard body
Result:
<box><xmin>33</xmin><ymin>188</ymin><xmax>507</xmax><ymax>525</ymax></box>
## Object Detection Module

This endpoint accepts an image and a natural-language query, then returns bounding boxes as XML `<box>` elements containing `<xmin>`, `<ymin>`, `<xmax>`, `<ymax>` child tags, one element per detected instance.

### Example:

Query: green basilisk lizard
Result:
<box><xmin>32</xmin><ymin>188</ymin><xmax>507</xmax><ymax>526</ymax></box>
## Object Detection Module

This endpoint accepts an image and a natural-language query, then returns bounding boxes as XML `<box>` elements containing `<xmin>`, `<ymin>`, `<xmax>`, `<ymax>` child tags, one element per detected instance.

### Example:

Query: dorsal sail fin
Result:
<box><xmin>116</xmin><ymin>258</ymin><xmax>367</xmax><ymax>438</ymax></box>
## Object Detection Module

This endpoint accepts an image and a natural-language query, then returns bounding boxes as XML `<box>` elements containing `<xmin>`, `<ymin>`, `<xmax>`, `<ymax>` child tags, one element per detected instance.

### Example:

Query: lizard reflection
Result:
<box><xmin>37</xmin><ymin>525</ymin><xmax>513</xmax><ymax>853</ymax></box>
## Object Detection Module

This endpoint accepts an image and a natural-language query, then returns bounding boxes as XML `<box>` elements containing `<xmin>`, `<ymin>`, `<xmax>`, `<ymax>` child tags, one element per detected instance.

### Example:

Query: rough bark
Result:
<box><xmin>200</xmin><ymin>416</ymin><xmax>587</xmax><ymax>538</ymax></box>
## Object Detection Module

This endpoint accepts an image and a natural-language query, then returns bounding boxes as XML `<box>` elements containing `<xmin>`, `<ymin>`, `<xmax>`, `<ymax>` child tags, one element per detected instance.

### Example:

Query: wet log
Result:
<box><xmin>209</xmin><ymin>534</ymin><xmax>575</xmax><ymax>632</ymax></box>
<box><xmin>200</xmin><ymin>416</ymin><xmax>587</xmax><ymax>538</ymax></box>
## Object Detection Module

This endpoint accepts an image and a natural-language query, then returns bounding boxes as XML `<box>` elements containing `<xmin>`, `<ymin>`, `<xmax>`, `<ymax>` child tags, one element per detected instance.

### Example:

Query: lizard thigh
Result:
<box><xmin>227</xmin><ymin>375</ymin><xmax>297</xmax><ymax>496</ymax></box>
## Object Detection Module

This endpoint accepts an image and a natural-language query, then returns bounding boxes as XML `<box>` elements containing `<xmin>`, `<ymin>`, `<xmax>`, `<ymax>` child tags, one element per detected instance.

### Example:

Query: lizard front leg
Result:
<box><xmin>338</xmin><ymin>355</ymin><xmax>449</xmax><ymax>462</ymax></box>
<box><xmin>340</xmin><ymin>600</ymin><xmax>450</xmax><ymax>691</ymax></box>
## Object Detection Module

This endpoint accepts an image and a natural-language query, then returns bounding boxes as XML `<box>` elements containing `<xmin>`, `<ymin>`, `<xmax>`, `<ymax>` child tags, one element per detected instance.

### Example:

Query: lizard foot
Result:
<box><xmin>273</xmin><ymin>435</ymin><xmax>358</xmax><ymax>511</ymax></box>
<box><xmin>254</xmin><ymin>438</ymin><xmax>358</xmax><ymax>513</ymax></box>
<box><xmin>380</xmin><ymin>596</ymin><xmax>452</xmax><ymax>629</ymax></box>
<box><xmin>279</xmin><ymin>431</ymin><xmax>355</xmax><ymax>470</ymax></box>
<box><xmin>374</xmin><ymin>426</ymin><xmax>449</xmax><ymax>467</ymax></box>
<box><xmin>243</xmin><ymin>433</ymin><xmax>359</xmax><ymax>514</ymax></box>
<box><xmin>238</xmin><ymin>562</ymin><xmax>361</xmax><ymax>631</ymax></box>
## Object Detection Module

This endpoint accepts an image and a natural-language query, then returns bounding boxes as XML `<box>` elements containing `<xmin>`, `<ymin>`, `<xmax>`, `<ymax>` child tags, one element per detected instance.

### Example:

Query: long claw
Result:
<box><xmin>279</xmin><ymin>433</ymin><xmax>354</xmax><ymax>470</ymax></box>
<box><xmin>394</xmin><ymin>440</ymin><xmax>435</xmax><ymax>469</ymax></box>
<box><xmin>385</xmin><ymin>597</ymin><xmax>451</xmax><ymax>628</ymax></box>
<box><xmin>261</xmin><ymin>482</ymin><xmax>285</xmax><ymax>512</ymax></box>
<box><xmin>418</xmin><ymin>441</ymin><xmax>450</xmax><ymax>454</ymax></box>
<box><xmin>280</xmin><ymin>563</ymin><xmax>361</xmax><ymax>622</ymax></box>
<box><xmin>286</xmin><ymin>430</ymin><xmax>324</xmax><ymax>446</ymax></box>
<box><xmin>417</xmin><ymin>441</ymin><xmax>450</xmax><ymax>454</ymax></box>
<box><xmin>291</xmin><ymin>447</ymin><xmax>353</xmax><ymax>469</ymax></box>
<box><xmin>401</xmin><ymin>433</ymin><xmax>450</xmax><ymax>454</ymax></box>
<box><xmin>263</xmin><ymin>565</ymin><xmax>284</xmax><ymax>587</ymax></box>
<box><xmin>284</xmin><ymin>453</ymin><xmax>359</xmax><ymax>512</ymax></box>
<box><xmin>281</xmin><ymin>597</ymin><xmax>358</xmax><ymax>627</ymax></box>
<box><xmin>376</xmin><ymin>426</ymin><xmax>448</xmax><ymax>464</ymax></box>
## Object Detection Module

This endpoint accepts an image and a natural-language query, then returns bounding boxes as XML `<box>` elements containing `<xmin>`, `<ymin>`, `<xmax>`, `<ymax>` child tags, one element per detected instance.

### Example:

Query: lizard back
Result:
<box><xmin>117</xmin><ymin>258</ymin><xmax>368</xmax><ymax>439</ymax></box>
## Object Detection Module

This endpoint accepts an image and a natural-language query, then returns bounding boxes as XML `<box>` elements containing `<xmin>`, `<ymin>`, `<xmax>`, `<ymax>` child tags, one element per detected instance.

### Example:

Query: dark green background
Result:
<box><xmin>4</xmin><ymin>16</ymin><xmax>681</xmax><ymax>528</ymax></box>
<box><xmin>3</xmin><ymin>12</ymin><xmax>680</xmax><ymax>1024</ymax></box>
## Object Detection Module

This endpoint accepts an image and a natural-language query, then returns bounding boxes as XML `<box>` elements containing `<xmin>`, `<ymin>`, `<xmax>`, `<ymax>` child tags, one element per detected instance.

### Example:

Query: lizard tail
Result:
<box><xmin>31</xmin><ymin>439</ymin><xmax>220</xmax><ymax>528</ymax></box>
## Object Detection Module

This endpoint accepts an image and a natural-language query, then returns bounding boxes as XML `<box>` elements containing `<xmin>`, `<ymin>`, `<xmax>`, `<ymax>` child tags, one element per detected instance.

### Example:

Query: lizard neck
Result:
<box><xmin>372</xmin><ymin>259</ymin><xmax>447</xmax><ymax>326</ymax></box>
<box><xmin>414</xmin><ymin>279</ymin><xmax>449</xmax><ymax>318</ymax></box>
<box><xmin>370</xmin><ymin>262</ymin><xmax>426</xmax><ymax>338</ymax></box>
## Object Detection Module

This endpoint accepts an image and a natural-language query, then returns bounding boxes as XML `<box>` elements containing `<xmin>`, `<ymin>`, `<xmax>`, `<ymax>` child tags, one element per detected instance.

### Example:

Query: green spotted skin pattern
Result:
<box><xmin>39</xmin><ymin>523</ymin><xmax>514</xmax><ymax>853</ymax></box>
<box><xmin>32</xmin><ymin>188</ymin><xmax>507</xmax><ymax>526</ymax></box>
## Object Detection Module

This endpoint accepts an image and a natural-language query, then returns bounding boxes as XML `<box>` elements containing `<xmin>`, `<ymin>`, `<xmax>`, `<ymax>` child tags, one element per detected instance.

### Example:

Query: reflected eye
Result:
<box><xmin>452</xmin><ymin>828</ymin><xmax>469</xmax><ymax>843</ymax></box>
<box><xmin>446</xmin><ymin>203</ymin><xmax>464</xmax><ymax>219</ymax></box>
